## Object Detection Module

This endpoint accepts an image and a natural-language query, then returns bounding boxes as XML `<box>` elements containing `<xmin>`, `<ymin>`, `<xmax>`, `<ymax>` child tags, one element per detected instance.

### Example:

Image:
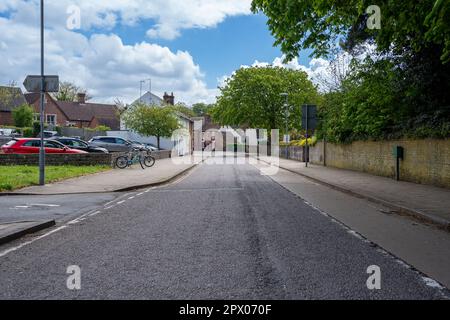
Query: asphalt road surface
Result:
<box><xmin>0</xmin><ymin>162</ymin><xmax>448</xmax><ymax>299</ymax></box>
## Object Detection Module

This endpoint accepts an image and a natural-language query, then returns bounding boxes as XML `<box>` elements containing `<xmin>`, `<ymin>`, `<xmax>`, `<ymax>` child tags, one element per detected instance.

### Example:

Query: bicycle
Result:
<box><xmin>142</xmin><ymin>148</ymin><xmax>156</xmax><ymax>168</ymax></box>
<box><xmin>115</xmin><ymin>147</ymin><xmax>149</xmax><ymax>169</ymax></box>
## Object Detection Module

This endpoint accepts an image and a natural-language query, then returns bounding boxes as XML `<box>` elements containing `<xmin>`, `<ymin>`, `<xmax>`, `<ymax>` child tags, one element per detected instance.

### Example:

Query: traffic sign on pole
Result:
<box><xmin>23</xmin><ymin>75</ymin><xmax>59</xmax><ymax>93</ymax></box>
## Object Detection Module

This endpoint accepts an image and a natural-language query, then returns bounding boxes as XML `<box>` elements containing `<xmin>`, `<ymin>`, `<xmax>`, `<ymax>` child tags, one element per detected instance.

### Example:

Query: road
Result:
<box><xmin>0</xmin><ymin>161</ymin><xmax>448</xmax><ymax>299</ymax></box>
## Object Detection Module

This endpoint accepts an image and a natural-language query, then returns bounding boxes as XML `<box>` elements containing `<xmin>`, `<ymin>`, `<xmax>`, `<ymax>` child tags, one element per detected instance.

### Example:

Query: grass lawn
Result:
<box><xmin>0</xmin><ymin>165</ymin><xmax>111</xmax><ymax>192</ymax></box>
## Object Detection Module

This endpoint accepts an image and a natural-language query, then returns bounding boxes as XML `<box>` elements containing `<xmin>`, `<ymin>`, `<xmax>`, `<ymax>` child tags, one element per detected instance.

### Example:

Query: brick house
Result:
<box><xmin>0</xmin><ymin>86</ymin><xmax>27</xmax><ymax>126</ymax></box>
<box><xmin>25</xmin><ymin>92</ymin><xmax>120</xmax><ymax>130</ymax></box>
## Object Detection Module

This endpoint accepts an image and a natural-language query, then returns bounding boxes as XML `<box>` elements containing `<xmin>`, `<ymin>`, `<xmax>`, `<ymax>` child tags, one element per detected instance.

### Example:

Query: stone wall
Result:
<box><xmin>0</xmin><ymin>150</ymin><xmax>173</xmax><ymax>167</ymax></box>
<box><xmin>281</xmin><ymin>139</ymin><xmax>450</xmax><ymax>188</ymax></box>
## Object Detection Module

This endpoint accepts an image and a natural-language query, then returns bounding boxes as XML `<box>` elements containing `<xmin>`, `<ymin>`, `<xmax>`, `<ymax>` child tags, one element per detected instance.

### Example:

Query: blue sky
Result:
<box><xmin>112</xmin><ymin>13</ymin><xmax>306</xmax><ymax>88</ymax></box>
<box><xmin>0</xmin><ymin>1</ymin><xmax>321</xmax><ymax>105</ymax></box>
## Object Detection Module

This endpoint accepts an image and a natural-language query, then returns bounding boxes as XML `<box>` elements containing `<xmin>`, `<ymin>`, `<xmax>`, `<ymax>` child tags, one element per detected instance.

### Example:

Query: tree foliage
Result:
<box><xmin>192</xmin><ymin>103</ymin><xmax>214</xmax><ymax>116</ymax></box>
<box><xmin>170</xmin><ymin>103</ymin><xmax>196</xmax><ymax>118</ymax></box>
<box><xmin>52</xmin><ymin>81</ymin><xmax>91</xmax><ymax>102</ymax></box>
<box><xmin>252</xmin><ymin>0</ymin><xmax>450</xmax><ymax>141</ymax></box>
<box><xmin>122</xmin><ymin>103</ymin><xmax>180</xmax><ymax>149</ymax></box>
<box><xmin>12</xmin><ymin>104</ymin><xmax>34</xmax><ymax>128</ymax></box>
<box><xmin>251</xmin><ymin>0</ymin><xmax>450</xmax><ymax>63</ymax></box>
<box><xmin>318</xmin><ymin>57</ymin><xmax>450</xmax><ymax>142</ymax></box>
<box><xmin>211</xmin><ymin>66</ymin><xmax>319</xmax><ymax>133</ymax></box>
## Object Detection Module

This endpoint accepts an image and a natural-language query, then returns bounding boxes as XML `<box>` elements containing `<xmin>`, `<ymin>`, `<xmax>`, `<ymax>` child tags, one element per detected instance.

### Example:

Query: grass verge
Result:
<box><xmin>0</xmin><ymin>165</ymin><xmax>111</xmax><ymax>192</ymax></box>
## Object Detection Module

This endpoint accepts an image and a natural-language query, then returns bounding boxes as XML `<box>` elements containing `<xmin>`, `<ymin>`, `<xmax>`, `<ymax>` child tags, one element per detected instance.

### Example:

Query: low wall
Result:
<box><xmin>0</xmin><ymin>150</ymin><xmax>173</xmax><ymax>167</ymax></box>
<box><xmin>281</xmin><ymin>139</ymin><xmax>450</xmax><ymax>188</ymax></box>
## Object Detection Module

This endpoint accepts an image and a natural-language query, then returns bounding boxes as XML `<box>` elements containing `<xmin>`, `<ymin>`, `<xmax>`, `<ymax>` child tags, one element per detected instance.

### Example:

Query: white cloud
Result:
<box><xmin>0</xmin><ymin>1</ymin><xmax>232</xmax><ymax>105</ymax></box>
<box><xmin>3</xmin><ymin>0</ymin><xmax>252</xmax><ymax>40</ymax></box>
<box><xmin>218</xmin><ymin>54</ymin><xmax>353</xmax><ymax>93</ymax></box>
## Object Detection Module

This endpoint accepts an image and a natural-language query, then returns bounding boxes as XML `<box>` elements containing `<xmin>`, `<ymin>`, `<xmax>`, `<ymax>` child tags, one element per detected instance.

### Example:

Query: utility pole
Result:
<box><xmin>39</xmin><ymin>0</ymin><xmax>45</xmax><ymax>185</ymax></box>
<box><xmin>139</xmin><ymin>80</ymin><xmax>145</xmax><ymax>103</ymax></box>
<box><xmin>139</xmin><ymin>79</ymin><xmax>152</xmax><ymax>103</ymax></box>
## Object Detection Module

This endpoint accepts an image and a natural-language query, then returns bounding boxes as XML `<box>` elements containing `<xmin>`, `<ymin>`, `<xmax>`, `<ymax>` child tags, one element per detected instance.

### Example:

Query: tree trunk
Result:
<box><xmin>157</xmin><ymin>136</ymin><xmax>160</xmax><ymax>150</ymax></box>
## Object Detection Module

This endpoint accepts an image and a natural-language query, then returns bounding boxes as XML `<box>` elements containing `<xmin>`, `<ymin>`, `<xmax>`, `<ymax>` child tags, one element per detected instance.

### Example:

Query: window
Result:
<box><xmin>69</xmin><ymin>140</ymin><xmax>86</xmax><ymax>148</ymax></box>
<box><xmin>44</xmin><ymin>141</ymin><xmax>63</xmax><ymax>149</ymax></box>
<box><xmin>100</xmin><ymin>138</ymin><xmax>116</xmax><ymax>144</ymax></box>
<box><xmin>33</xmin><ymin>113</ymin><xmax>40</xmax><ymax>122</ymax></box>
<box><xmin>115</xmin><ymin>138</ymin><xmax>127</xmax><ymax>145</ymax></box>
<box><xmin>23</xmin><ymin>140</ymin><xmax>41</xmax><ymax>147</ymax></box>
<box><xmin>46</xmin><ymin>114</ymin><xmax>57</xmax><ymax>125</ymax></box>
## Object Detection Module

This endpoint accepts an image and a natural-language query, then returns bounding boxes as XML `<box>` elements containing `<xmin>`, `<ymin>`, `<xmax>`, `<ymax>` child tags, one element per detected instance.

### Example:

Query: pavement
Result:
<box><xmin>260</xmin><ymin>157</ymin><xmax>450</xmax><ymax>230</ymax></box>
<box><xmin>0</xmin><ymin>220</ymin><xmax>55</xmax><ymax>245</ymax></box>
<box><xmin>4</xmin><ymin>156</ymin><xmax>202</xmax><ymax>195</ymax></box>
<box><xmin>0</xmin><ymin>161</ymin><xmax>448</xmax><ymax>299</ymax></box>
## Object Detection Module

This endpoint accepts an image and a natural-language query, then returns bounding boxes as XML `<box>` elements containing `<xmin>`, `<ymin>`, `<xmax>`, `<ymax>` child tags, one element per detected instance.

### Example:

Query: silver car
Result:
<box><xmin>88</xmin><ymin>136</ymin><xmax>141</xmax><ymax>152</ymax></box>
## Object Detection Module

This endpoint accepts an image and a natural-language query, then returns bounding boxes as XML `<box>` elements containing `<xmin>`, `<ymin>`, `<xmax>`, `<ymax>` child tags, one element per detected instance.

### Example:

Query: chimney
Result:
<box><xmin>77</xmin><ymin>92</ymin><xmax>86</xmax><ymax>104</ymax></box>
<box><xmin>163</xmin><ymin>92</ymin><xmax>175</xmax><ymax>105</ymax></box>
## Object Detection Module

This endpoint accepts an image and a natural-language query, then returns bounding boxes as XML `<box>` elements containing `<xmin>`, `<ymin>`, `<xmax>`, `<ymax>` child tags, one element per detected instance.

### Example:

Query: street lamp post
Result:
<box><xmin>280</xmin><ymin>93</ymin><xmax>289</xmax><ymax>159</ymax></box>
<box><xmin>39</xmin><ymin>0</ymin><xmax>45</xmax><ymax>185</ymax></box>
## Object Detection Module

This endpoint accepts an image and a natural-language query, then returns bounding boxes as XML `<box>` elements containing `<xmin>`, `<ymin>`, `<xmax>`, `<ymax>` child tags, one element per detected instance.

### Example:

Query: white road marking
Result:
<box><xmin>28</xmin><ymin>204</ymin><xmax>60</xmax><ymax>207</ymax></box>
<box><xmin>128</xmin><ymin>196</ymin><xmax>135</xmax><ymax>200</ymax></box>
<box><xmin>103</xmin><ymin>193</ymin><xmax>132</xmax><ymax>207</ymax></box>
<box><xmin>89</xmin><ymin>211</ymin><xmax>101</xmax><ymax>217</ymax></box>
<box><xmin>104</xmin><ymin>205</ymin><xmax>115</xmax><ymax>210</ymax></box>
<box><xmin>0</xmin><ymin>226</ymin><xmax>67</xmax><ymax>258</ymax></box>
<box><xmin>117</xmin><ymin>200</ymin><xmax>126</xmax><ymax>205</ymax></box>
<box><xmin>137</xmin><ymin>193</ymin><xmax>144</xmax><ymax>196</ymax></box>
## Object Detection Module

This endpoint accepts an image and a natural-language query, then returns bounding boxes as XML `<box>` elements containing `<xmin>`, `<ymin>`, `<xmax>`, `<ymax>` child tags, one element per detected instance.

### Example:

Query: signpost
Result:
<box><xmin>302</xmin><ymin>105</ymin><xmax>317</xmax><ymax>167</ymax></box>
<box><xmin>22</xmin><ymin>1</ymin><xmax>60</xmax><ymax>186</ymax></box>
<box><xmin>23</xmin><ymin>76</ymin><xmax>59</xmax><ymax>93</ymax></box>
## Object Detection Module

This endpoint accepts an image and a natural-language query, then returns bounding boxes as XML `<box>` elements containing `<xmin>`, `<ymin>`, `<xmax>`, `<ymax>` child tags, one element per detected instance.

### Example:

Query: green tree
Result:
<box><xmin>12</xmin><ymin>104</ymin><xmax>34</xmax><ymax>128</ymax></box>
<box><xmin>122</xmin><ymin>103</ymin><xmax>180</xmax><ymax>149</ymax></box>
<box><xmin>251</xmin><ymin>0</ymin><xmax>450</xmax><ymax>63</ymax></box>
<box><xmin>211</xmin><ymin>66</ymin><xmax>319</xmax><ymax>134</ymax></box>
<box><xmin>192</xmin><ymin>103</ymin><xmax>214</xmax><ymax>116</ymax></box>
<box><xmin>52</xmin><ymin>81</ymin><xmax>91</xmax><ymax>102</ymax></box>
<box><xmin>252</xmin><ymin>0</ymin><xmax>450</xmax><ymax>140</ymax></box>
<box><xmin>170</xmin><ymin>103</ymin><xmax>196</xmax><ymax>118</ymax></box>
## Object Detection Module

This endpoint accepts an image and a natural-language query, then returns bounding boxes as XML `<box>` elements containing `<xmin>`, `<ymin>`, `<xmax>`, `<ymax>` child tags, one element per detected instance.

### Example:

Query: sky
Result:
<box><xmin>0</xmin><ymin>0</ymin><xmax>332</xmax><ymax>106</ymax></box>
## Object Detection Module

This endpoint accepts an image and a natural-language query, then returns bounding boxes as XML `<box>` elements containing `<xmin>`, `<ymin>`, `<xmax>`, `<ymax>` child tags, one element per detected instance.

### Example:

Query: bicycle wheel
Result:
<box><xmin>143</xmin><ymin>155</ymin><xmax>156</xmax><ymax>168</ymax></box>
<box><xmin>115</xmin><ymin>156</ymin><xmax>129</xmax><ymax>169</ymax></box>
<box><xmin>138</xmin><ymin>156</ymin><xmax>146</xmax><ymax>170</ymax></box>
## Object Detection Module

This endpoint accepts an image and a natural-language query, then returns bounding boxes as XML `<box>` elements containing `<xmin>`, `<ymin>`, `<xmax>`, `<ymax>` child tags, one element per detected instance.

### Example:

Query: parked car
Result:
<box><xmin>0</xmin><ymin>128</ymin><xmax>20</xmax><ymax>137</ymax></box>
<box><xmin>88</xmin><ymin>136</ymin><xmax>142</xmax><ymax>152</ymax></box>
<box><xmin>43</xmin><ymin>130</ymin><xmax>60</xmax><ymax>138</ymax></box>
<box><xmin>1</xmin><ymin>138</ymin><xmax>87</xmax><ymax>154</ymax></box>
<box><xmin>129</xmin><ymin>140</ymin><xmax>159</xmax><ymax>152</ymax></box>
<box><xmin>51</xmin><ymin>137</ymin><xmax>109</xmax><ymax>153</ymax></box>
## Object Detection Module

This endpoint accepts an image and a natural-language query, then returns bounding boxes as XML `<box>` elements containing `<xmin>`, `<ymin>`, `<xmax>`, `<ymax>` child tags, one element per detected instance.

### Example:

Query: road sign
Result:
<box><xmin>302</xmin><ymin>105</ymin><xmax>317</xmax><ymax>130</ymax></box>
<box><xmin>23</xmin><ymin>75</ymin><xmax>59</xmax><ymax>93</ymax></box>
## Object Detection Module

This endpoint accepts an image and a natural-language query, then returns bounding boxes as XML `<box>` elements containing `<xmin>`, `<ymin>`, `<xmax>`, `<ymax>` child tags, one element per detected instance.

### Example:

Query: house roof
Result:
<box><xmin>0</xmin><ymin>86</ymin><xmax>27</xmax><ymax>112</ymax></box>
<box><xmin>56</xmin><ymin>101</ymin><xmax>120</xmax><ymax>129</ymax></box>
<box><xmin>24</xmin><ymin>92</ymin><xmax>41</xmax><ymax>105</ymax></box>
<box><xmin>133</xmin><ymin>91</ymin><xmax>164</xmax><ymax>106</ymax></box>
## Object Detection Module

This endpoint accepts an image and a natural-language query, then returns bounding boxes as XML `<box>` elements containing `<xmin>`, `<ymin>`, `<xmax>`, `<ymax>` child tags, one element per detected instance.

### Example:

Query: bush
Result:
<box><xmin>22</xmin><ymin>127</ymin><xmax>34</xmax><ymax>138</ymax></box>
<box><xmin>88</xmin><ymin>125</ymin><xmax>111</xmax><ymax>132</ymax></box>
<box><xmin>12</xmin><ymin>104</ymin><xmax>34</xmax><ymax>128</ymax></box>
<box><xmin>32</xmin><ymin>121</ymin><xmax>47</xmax><ymax>137</ymax></box>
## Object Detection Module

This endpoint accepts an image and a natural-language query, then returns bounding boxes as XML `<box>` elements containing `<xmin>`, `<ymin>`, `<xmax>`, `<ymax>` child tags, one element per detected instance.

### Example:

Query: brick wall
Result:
<box><xmin>0</xmin><ymin>111</ymin><xmax>14</xmax><ymax>126</ymax></box>
<box><xmin>281</xmin><ymin>139</ymin><xmax>450</xmax><ymax>188</ymax></box>
<box><xmin>0</xmin><ymin>150</ymin><xmax>173</xmax><ymax>167</ymax></box>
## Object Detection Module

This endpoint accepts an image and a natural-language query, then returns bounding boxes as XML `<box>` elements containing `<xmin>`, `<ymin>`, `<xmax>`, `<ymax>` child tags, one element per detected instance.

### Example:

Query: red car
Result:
<box><xmin>1</xmin><ymin>138</ymin><xmax>88</xmax><ymax>154</ymax></box>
